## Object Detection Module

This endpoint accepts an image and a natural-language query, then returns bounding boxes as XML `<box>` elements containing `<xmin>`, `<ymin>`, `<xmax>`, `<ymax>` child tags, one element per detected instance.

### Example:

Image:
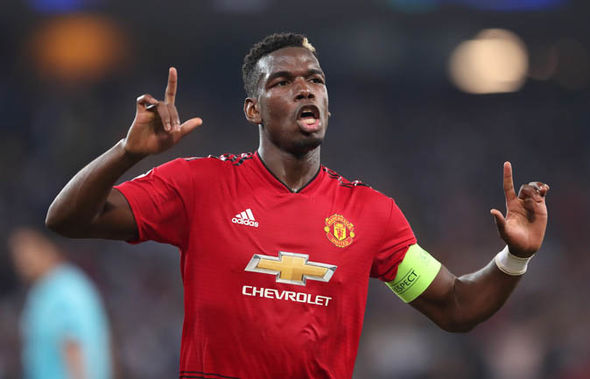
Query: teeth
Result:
<box><xmin>304</xmin><ymin>118</ymin><xmax>316</xmax><ymax>125</ymax></box>
<box><xmin>300</xmin><ymin>108</ymin><xmax>317</xmax><ymax>118</ymax></box>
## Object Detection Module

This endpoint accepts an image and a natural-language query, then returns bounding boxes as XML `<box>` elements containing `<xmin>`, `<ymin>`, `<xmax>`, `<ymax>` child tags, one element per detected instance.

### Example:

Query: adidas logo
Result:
<box><xmin>232</xmin><ymin>208</ymin><xmax>259</xmax><ymax>228</ymax></box>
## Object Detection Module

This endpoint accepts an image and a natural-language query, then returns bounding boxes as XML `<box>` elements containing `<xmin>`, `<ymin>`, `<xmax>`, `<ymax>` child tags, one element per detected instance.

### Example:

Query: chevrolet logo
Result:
<box><xmin>245</xmin><ymin>251</ymin><xmax>337</xmax><ymax>286</ymax></box>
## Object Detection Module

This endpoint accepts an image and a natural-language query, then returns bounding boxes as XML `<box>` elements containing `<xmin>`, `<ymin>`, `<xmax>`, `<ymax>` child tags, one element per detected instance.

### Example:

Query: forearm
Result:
<box><xmin>411</xmin><ymin>163</ymin><xmax>548</xmax><ymax>332</ymax></box>
<box><xmin>46</xmin><ymin>69</ymin><xmax>202</xmax><ymax>239</ymax></box>
<box><xmin>412</xmin><ymin>256</ymin><xmax>522</xmax><ymax>333</ymax></box>
<box><xmin>46</xmin><ymin>139</ymin><xmax>143</xmax><ymax>238</ymax></box>
<box><xmin>450</xmin><ymin>260</ymin><xmax>521</xmax><ymax>330</ymax></box>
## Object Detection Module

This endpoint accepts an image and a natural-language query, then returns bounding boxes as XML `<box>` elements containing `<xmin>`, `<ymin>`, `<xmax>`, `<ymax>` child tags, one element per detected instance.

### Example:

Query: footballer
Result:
<box><xmin>46</xmin><ymin>33</ymin><xmax>549</xmax><ymax>378</ymax></box>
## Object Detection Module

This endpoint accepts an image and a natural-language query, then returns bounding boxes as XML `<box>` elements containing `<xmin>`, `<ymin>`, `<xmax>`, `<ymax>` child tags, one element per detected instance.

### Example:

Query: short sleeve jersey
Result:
<box><xmin>21</xmin><ymin>264</ymin><xmax>112</xmax><ymax>379</ymax></box>
<box><xmin>115</xmin><ymin>152</ymin><xmax>416</xmax><ymax>379</ymax></box>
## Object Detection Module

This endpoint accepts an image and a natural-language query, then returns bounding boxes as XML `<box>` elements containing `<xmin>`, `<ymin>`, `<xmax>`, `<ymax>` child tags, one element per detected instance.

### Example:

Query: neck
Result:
<box><xmin>258</xmin><ymin>141</ymin><xmax>321</xmax><ymax>192</ymax></box>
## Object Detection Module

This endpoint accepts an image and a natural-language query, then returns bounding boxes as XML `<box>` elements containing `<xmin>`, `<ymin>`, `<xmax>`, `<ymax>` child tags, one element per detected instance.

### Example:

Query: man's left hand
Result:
<box><xmin>490</xmin><ymin>162</ymin><xmax>550</xmax><ymax>258</ymax></box>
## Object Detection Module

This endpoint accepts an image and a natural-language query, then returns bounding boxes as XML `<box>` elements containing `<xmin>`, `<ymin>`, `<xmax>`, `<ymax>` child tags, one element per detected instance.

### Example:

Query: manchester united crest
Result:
<box><xmin>324</xmin><ymin>214</ymin><xmax>355</xmax><ymax>248</ymax></box>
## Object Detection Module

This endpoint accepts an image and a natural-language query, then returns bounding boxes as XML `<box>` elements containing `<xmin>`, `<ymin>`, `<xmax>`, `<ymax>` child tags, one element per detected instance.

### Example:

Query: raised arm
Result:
<box><xmin>46</xmin><ymin>68</ymin><xmax>202</xmax><ymax>240</ymax></box>
<box><xmin>410</xmin><ymin>162</ymin><xmax>549</xmax><ymax>332</ymax></box>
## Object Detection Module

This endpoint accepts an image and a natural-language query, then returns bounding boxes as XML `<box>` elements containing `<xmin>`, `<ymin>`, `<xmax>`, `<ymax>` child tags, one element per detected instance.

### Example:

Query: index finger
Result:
<box><xmin>503</xmin><ymin>161</ymin><xmax>517</xmax><ymax>201</ymax></box>
<box><xmin>165</xmin><ymin>67</ymin><xmax>177</xmax><ymax>104</ymax></box>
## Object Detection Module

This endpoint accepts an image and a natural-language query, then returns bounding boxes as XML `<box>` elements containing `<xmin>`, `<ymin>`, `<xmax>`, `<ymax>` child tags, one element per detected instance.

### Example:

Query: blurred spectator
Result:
<box><xmin>8</xmin><ymin>227</ymin><xmax>112</xmax><ymax>379</ymax></box>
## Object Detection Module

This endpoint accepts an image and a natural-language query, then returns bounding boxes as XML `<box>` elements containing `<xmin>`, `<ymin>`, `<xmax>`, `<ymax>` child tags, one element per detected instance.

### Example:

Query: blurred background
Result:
<box><xmin>1</xmin><ymin>0</ymin><xmax>589</xmax><ymax>377</ymax></box>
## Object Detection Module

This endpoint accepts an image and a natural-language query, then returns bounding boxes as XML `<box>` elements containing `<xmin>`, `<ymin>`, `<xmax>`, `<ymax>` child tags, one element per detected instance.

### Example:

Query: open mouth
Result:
<box><xmin>296</xmin><ymin>105</ymin><xmax>321</xmax><ymax>132</ymax></box>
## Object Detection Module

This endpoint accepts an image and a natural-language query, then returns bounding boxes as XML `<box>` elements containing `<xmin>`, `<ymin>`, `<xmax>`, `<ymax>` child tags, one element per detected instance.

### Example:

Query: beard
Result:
<box><xmin>289</xmin><ymin>134</ymin><xmax>324</xmax><ymax>157</ymax></box>
<box><xmin>260</xmin><ymin>119</ymin><xmax>327</xmax><ymax>158</ymax></box>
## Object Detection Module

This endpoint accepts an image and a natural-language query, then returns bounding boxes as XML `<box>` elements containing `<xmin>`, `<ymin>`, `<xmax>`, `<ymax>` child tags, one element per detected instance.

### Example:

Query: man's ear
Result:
<box><xmin>244</xmin><ymin>97</ymin><xmax>262</xmax><ymax>125</ymax></box>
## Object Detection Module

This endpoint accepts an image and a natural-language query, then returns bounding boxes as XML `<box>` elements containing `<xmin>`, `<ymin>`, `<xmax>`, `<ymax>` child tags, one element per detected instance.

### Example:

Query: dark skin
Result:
<box><xmin>46</xmin><ymin>47</ymin><xmax>550</xmax><ymax>333</ymax></box>
<box><xmin>46</xmin><ymin>67</ymin><xmax>201</xmax><ymax>241</ymax></box>
<box><xmin>244</xmin><ymin>47</ymin><xmax>329</xmax><ymax>191</ymax></box>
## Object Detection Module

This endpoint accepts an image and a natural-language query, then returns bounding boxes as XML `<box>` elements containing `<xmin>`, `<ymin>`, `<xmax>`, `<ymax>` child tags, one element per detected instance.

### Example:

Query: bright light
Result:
<box><xmin>29</xmin><ymin>15</ymin><xmax>128</xmax><ymax>82</ymax></box>
<box><xmin>448</xmin><ymin>29</ymin><xmax>528</xmax><ymax>94</ymax></box>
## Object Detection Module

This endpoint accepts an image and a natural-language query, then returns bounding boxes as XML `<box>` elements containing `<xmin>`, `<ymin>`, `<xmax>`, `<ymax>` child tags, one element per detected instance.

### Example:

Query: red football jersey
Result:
<box><xmin>115</xmin><ymin>152</ymin><xmax>416</xmax><ymax>379</ymax></box>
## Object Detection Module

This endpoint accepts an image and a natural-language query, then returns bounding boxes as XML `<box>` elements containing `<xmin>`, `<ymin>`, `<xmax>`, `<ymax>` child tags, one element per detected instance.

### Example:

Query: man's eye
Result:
<box><xmin>276</xmin><ymin>80</ymin><xmax>288</xmax><ymax>87</ymax></box>
<box><xmin>311</xmin><ymin>78</ymin><xmax>324</xmax><ymax>84</ymax></box>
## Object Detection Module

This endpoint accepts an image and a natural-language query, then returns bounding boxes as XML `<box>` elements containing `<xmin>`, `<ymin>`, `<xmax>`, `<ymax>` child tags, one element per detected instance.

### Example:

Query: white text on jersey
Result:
<box><xmin>242</xmin><ymin>285</ymin><xmax>332</xmax><ymax>307</ymax></box>
<box><xmin>232</xmin><ymin>208</ymin><xmax>259</xmax><ymax>228</ymax></box>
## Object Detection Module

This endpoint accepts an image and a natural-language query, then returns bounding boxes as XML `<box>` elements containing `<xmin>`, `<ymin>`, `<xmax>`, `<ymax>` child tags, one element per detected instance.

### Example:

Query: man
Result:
<box><xmin>8</xmin><ymin>227</ymin><xmax>112</xmax><ymax>379</ymax></box>
<box><xmin>46</xmin><ymin>33</ymin><xmax>549</xmax><ymax>378</ymax></box>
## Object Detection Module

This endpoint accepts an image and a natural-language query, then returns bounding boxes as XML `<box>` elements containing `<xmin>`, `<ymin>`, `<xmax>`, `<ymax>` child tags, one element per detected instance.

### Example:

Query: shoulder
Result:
<box><xmin>172</xmin><ymin>152</ymin><xmax>255</xmax><ymax>170</ymax></box>
<box><xmin>322</xmin><ymin>166</ymin><xmax>371</xmax><ymax>189</ymax></box>
<box><xmin>209</xmin><ymin>152</ymin><xmax>256</xmax><ymax>166</ymax></box>
<box><xmin>322</xmin><ymin>166</ymin><xmax>402</xmax><ymax>215</ymax></box>
<box><xmin>322</xmin><ymin>166</ymin><xmax>388</xmax><ymax>199</ymax></box>
<box><xmin>143</xmin><ymin>152</ymin><xmax>255</xmax><ymax>181</ymax></box>
<box><xmin>31</xmin><ymin>266</ymin><xmax>96</xmax><ymax>309</ymax></box>
<box><xmin>52</xmin><ymin>266</ymin><xmax>98</xmax><ymax>298</ymax></box>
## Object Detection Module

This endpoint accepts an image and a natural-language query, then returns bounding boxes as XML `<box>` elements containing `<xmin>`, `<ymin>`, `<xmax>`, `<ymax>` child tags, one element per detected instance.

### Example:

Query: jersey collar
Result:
<box><xmin>253</xmin><ymin>151</ymin><xmax>324</xmax><ymax>194</ymax></box>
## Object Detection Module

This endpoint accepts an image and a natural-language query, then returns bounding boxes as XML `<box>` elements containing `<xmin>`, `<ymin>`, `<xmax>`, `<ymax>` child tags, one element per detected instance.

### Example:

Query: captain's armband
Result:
<box><xmin>385</xmin><ymin>244</ymin><xmax>441</xmax><ymax>303</ymax></box>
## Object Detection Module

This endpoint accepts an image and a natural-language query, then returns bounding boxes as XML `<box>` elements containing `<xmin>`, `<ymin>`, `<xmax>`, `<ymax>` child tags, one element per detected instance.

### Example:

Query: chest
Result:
<box><xmin>187</xmin><ymin>182</ymin><xmax>383</xmax><ymax>285</ymax></box>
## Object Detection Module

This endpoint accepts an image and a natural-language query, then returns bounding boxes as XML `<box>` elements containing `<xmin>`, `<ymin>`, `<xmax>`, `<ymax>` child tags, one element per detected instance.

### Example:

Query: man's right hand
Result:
<box><xmin>123</xmin><ymin>67</ymin><xmax>203</xmax><ymax>157</ymax></box>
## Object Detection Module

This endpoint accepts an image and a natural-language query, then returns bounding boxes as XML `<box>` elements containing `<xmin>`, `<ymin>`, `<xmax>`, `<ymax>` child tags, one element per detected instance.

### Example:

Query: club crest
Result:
<box><xmin>324</xmin><ymin>214</ymin><xmax>355</xmax><ymax>248</ymax></box>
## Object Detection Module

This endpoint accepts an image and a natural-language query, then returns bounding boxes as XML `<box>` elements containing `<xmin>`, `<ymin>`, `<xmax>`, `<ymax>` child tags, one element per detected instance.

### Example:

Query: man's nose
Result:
<box><xmin>294</xmin><ymin>79</ymin><xmax>314</xmax><ymax>101</ymax></box>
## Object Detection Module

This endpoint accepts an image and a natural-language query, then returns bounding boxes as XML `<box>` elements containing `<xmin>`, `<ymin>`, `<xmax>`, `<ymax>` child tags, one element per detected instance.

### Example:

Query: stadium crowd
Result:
<box><xmin>1</xmin><ymin>1</ymin><xmax>589</xmax><ymax>377</ymax></box>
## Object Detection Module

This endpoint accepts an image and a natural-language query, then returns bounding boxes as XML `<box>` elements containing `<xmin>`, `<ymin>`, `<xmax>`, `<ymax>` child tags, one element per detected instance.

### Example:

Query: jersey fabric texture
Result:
<box><xmin>21</xmin><ymin>264</ymin><xmax>112</xmax><ymax>379</ymax></box>
<box><xmin>115</xmin><ymin>152</ymin><xmax>416</xmax><ymax>379</ymax></box>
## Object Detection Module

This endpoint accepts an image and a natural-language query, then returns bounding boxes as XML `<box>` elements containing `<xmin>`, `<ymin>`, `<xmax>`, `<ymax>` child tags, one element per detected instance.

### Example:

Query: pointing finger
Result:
<box><xmin>165</xmin><ymin>67</ymin><xmax>177</xmax><ymax>104</ymax></box>
<box><xmin>503</xmin><ymin>161</ymin><xmax>517</xmax><ymax>202</ymax></box>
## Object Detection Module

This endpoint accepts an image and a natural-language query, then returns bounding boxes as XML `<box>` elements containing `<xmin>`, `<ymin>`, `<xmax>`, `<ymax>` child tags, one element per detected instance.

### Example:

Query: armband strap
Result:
<box><xmin>385</xmin><ymin>244</ymin><xmax>441</xmax><ymax>303</ymax></box>
<box><xmin>494</xmin><ymin>245</ymin><xmax>532</xmax><ymax>276</ymax></box>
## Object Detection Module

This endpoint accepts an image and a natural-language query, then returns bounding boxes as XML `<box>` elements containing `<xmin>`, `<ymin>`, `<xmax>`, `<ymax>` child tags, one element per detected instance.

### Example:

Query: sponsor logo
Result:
<box><xmin>242</xmin><ymin>285</ymin><xmax>332</xmax><ymax>307</ymax></box>
<box><xmin>324</xmin><ymin>214</ymin><xmax>355</xmax><ymax>248</ymax></box>
<box><xmin>232</xmin><ymin>208</ymin><xmax>259</xmax><ymax>228</ymax></box>
<box><xmin>244</xmin><ymin>251</ymin><xmax>337</xmax><ymax>286</ymax></box>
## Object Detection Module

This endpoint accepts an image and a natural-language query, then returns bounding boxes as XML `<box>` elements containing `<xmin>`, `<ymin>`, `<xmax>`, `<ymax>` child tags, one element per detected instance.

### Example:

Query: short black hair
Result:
<box><xmin>242</xmin><ymin>32</ymin><xmax>317</xmax><ymax>97</ymax></box>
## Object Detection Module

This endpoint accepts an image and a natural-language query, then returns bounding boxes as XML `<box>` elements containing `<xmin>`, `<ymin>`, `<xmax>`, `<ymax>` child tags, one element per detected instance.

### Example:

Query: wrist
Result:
<box><xmin>494</xmin><ymin>245</ymin><xmax>533</xmax><ymax>276</ymax></box>
<box><xmin>118</xmin><ymin>139</ymin><xmax>148</xmax><ymax>162</ymax></box>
